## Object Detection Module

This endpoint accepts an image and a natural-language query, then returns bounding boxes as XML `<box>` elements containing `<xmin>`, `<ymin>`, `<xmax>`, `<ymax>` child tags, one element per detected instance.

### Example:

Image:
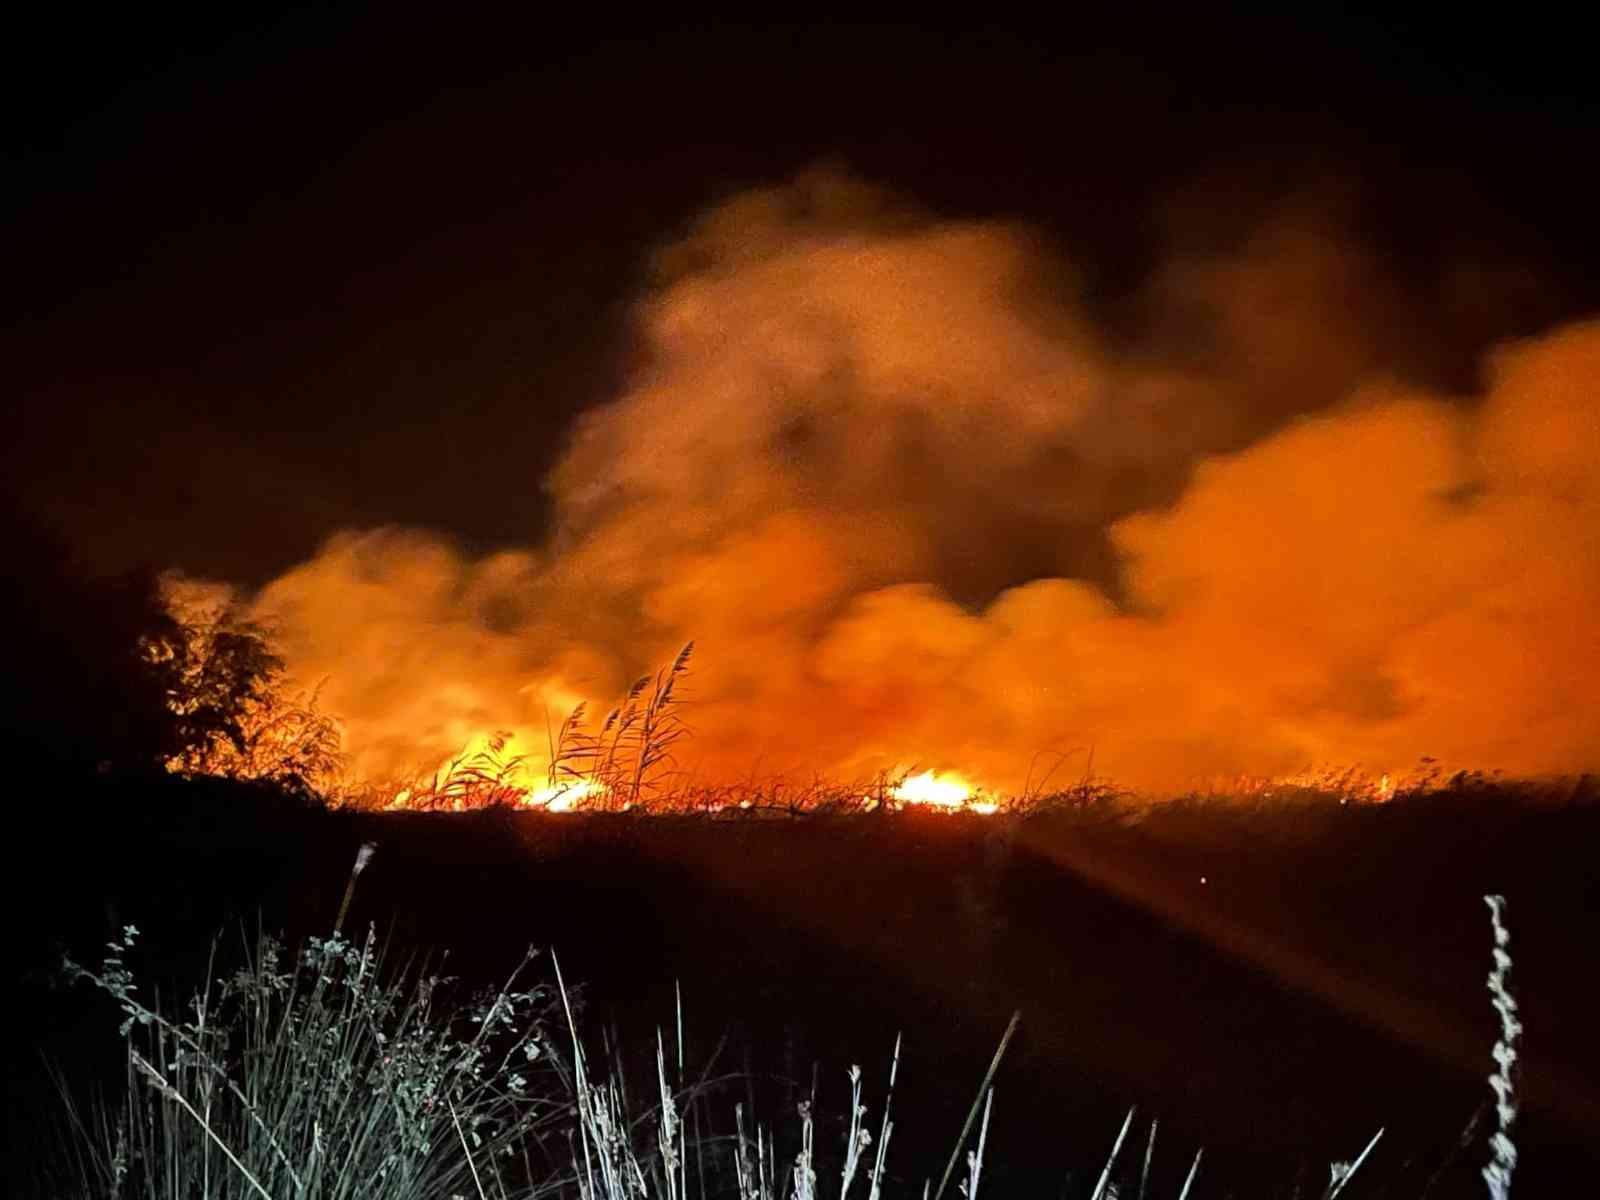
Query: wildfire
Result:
<box><xmin>884</xmin><ymin>770</ymin><xmax>998</xmax><ymax>815</ymax></box>
<box><xmin>172</xmin><ymin>178</ymin><xmax>1600</xmax><ymax>802</ymax></box>
<box><xmin>386</xmin><ymin>774</ymin><xmax>607</xmax><ymax>812</ymax></box>
<box><xmin>1225</xmin><ymin>766</ymin><xmax>1406</xmax><ymax>805</ymax></box>
<box><xmin>375</xmin><ymin>739</ymin><xmax>1007</xmax><ymax>815</ymax></box>
<box><xmin>523</xmin><ymin>778</ymin><xmax>607</xmax><ymax>812</ymax></box>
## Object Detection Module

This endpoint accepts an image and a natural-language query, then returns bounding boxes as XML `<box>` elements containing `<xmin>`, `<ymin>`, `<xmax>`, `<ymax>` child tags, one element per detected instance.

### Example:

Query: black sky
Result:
<box><xmin>7</xmin><ymin>8</ymin><xmax>1598</xmax><ymax>588</ymax></box>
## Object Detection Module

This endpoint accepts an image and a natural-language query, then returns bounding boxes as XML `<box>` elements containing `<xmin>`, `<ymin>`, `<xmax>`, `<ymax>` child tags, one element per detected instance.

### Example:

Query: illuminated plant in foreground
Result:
<box><xmin>1482</xmin><ymin>894</ymin><xmax>1521</xmax><ymax>1200</ymax></box>
<box><xmin>46</xmin><ymin>847</ymin><xmax>1521</xmax><ymax>1200</ymax></box>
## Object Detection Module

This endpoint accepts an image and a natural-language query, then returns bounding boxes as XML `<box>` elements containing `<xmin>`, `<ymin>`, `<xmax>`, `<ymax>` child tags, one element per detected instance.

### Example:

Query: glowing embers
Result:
<box><xmin>1224</xmin><ymin>765</ymin><xmax>1404</xmax><ymax>805</ymax></box>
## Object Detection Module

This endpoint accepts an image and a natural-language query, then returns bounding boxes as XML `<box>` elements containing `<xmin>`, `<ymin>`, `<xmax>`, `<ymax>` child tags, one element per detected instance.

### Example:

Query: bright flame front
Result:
<box><xmin>885</xmin><ymin>770</ymin><xmax>997</xmax><ymax>814</ymax></box>
<box><xmin>523</xmin><ymin>778</ymin><xmax>606</xmax><ymax>812</ymax></box>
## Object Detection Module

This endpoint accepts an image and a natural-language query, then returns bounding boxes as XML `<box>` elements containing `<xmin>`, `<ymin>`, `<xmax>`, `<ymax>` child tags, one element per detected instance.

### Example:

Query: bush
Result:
<box><xmin>53</xmin><ymin>924</ymin><xmax>566</xmax><ymax>1200</ymax></box>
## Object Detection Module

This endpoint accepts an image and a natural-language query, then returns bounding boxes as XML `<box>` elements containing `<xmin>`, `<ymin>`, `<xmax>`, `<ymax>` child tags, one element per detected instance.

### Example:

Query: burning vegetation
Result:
<box><xmin>143</xmin><ymin>600</ymin><xmax>1495</xmax><ymax>816</ymax></box>
<box><xmin>144</xmin><ymin>171</ymin><xmax>1597</xmax><ymax>808</ymax></box>
<box><xmin>362</xmin><ymin>643</ymin><xmax>1002</xmax><ymax>815</ymax></box>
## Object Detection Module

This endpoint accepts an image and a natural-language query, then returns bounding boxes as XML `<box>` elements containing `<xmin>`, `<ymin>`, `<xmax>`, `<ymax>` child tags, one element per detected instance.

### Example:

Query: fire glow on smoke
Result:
<box><xmin>169</xmin><ymin>169</ymin><xmax>1600</xmax><ymax>801</ymax></box>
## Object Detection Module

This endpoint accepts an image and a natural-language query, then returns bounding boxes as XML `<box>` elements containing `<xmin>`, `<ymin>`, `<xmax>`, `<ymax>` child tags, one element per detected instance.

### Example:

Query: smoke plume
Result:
<box><xmin>222</xmin><ymin>168</ymin><xmax>1598</xmax><ymax>795</ymax></box>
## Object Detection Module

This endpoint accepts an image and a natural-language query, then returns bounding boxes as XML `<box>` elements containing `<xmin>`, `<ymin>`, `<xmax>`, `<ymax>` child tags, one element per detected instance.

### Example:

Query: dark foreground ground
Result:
<box><xmin>9</xmin><ymin>775</ymin><xmax>1599</xmax><ymax>1198</ymax></box>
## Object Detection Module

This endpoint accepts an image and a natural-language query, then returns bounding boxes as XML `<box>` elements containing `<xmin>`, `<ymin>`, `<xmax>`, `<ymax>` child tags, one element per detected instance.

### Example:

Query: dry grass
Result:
<box><xmin>53</xmin><ymin>856</ymin><xmax>1525</xmax><ymax>1200</ymax></box>
<box><xmin>34</xmin><ymin>788</ymin><xmax>1540</xmax><ymax>1200</ymax></box>
<box><xmin>50</xmin><ymin>924</ymin><xmax>567</xmax><ymax>1200</ymax></box>
<box><xmin>545</xmin><ymin>642</ymin><xmax>697</xmax><ymax>812</ymax></box>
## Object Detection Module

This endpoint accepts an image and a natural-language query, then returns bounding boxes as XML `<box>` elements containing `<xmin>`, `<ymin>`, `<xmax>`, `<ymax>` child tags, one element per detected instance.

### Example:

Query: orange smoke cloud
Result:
<box><xmin>215</xmin><ymin>170</ymin><xmax>1597</xmax><ymax>796</ymax></box>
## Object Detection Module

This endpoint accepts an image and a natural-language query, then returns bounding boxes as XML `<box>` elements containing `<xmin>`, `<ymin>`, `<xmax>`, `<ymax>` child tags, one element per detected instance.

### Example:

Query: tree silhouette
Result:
<box><xmin>0</xmin><ymin>502</ymin><xmax>329</xmax><ymax>787</ymax></box>
<box><xmin>0</xmin><ymin>504</ymin><xmax>181</xmax><ymax>776</ymax></box>
<box><xmin>143</xmin><ymin>604</ymin><xmax>282</xmax><ymax>762</ymax></box>
<box><xmin>156</xmin><ymin>601</ymin><xmax>343</xmax><ymax>796</ymax></box>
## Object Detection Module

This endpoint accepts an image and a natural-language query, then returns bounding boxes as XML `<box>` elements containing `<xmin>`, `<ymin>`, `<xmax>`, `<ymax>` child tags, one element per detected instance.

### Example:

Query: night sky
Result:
<box><xmin>10</xmin><ymin>10</ymin><xmax>1598</xmax><ymax>587</ymax></box>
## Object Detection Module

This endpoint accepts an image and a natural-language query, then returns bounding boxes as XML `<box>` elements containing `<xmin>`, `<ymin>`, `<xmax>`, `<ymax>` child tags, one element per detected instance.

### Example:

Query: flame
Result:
<box><xmin>173</xmin><ymin>173</ymin><xmax>1599</xmax><ymax>799</ymax></box>
<box><xmin>883</xmin><ymin>770</ymin><xmax>997</xmax><ymax>814</ymax></box>
<box><xmin>523</xmin><ymin>778</ymin><xmax>606</xmax><ymax>812</ymax></box>
<box><xmin>1226</xmin><ymin>765</ymin><xmax>1414</xmax><ymax>805</ymax></box>
<box><xmin>386</xmin><ymin>774</ymin><xmax>607</xmax><ymax>813</ymax></box>
<box><xmin>891</xmin><ymin>769</ymin><xmax>971</xmax><ymax>807</ymax></box>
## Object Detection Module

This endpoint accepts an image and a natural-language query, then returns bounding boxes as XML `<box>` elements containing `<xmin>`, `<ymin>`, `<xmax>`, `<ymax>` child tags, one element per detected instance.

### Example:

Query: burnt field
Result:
<box><xmin>11</xmin><ymin>776</ymin><xmax>1600</xmax><ymax>1198</ymax></box>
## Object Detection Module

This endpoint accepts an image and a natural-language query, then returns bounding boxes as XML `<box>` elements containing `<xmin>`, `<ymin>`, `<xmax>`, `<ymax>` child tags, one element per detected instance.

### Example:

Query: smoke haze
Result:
<box><xmin>210</xmin><ymin>169</ymin><xmax>1598</xmax><ymax>794</ymax></box>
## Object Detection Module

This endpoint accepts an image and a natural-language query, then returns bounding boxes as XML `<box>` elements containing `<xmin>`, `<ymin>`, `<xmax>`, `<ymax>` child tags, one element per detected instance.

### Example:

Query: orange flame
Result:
<box><xmin>885</xmin><ymin>770</ymin><xmax>997</xmax><ymax>814</ymax></box>
<box><xmin>171</xmin><ymin>173</ymin><xmax>1598</xmax><ymax>801</ymax></box>
<box><xmin>524</xmin><ymin>778</ymin><xmax>606</xmax><ymax>812</ymax></box>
